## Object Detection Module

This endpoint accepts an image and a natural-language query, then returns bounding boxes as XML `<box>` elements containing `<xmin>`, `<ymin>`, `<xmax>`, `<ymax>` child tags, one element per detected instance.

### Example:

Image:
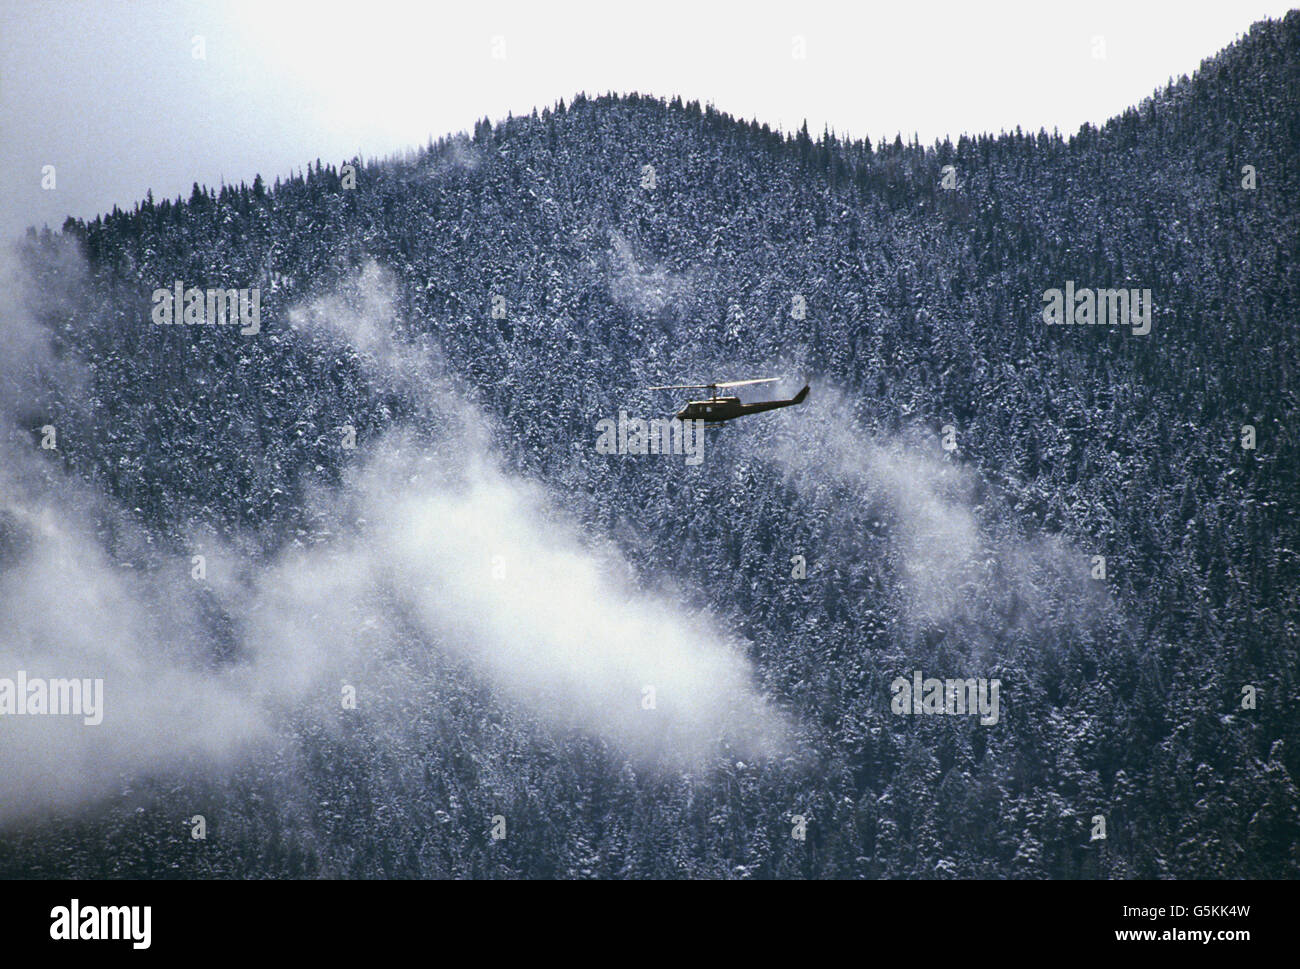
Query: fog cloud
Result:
<box><xmin>771</xmin><ymin>383</ymin><xmax>1102</xmax><ymax>638</ymax></box>
<box><xmin>0</xmin><ymin>258</ymin><xmax>788</xmax><ymax>825</ymax></box>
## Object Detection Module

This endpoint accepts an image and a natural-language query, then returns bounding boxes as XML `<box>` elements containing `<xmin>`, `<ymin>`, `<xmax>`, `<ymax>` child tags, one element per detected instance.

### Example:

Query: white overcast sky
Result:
<box><xmin>0</xmin><ymin>0</ymin><xmax>1291</xmax><ymax>238</ymax></box>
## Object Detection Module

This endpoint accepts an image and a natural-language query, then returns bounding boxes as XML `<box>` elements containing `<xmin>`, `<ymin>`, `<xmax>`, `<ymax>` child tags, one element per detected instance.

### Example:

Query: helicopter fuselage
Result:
<box><xmin>675</xmin><ymin>385</ymin><xmax>809</xmax><ymax>424</ymax></box>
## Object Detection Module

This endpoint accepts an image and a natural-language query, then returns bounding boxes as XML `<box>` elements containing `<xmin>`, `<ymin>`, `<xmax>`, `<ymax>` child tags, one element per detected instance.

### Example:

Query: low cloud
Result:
<box><xmin>283</xmin><ymin>263</ymin><xmax>788</xmax><ymax>765</ymax></box>
<box><xmin>0</xmin><ymin>259</ymin><xmax>789</xmax><ymax>825</ymax></box>
<box><xmin>608</xmin><ymin>231</ymin><xmax>693</xmax><ymax>316</ymax></box>
<box><xmin>770</xmin><ymin>383</ymin><xmax>1102</xmax><ymax>639</ymax></box>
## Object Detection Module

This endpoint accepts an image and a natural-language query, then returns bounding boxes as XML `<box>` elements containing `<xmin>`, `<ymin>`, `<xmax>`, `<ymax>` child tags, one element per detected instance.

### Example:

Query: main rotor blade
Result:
<box><xmin>646</xmin><ymin>377</ymin><xmax>782</xmax><ymax>390</ymax></box>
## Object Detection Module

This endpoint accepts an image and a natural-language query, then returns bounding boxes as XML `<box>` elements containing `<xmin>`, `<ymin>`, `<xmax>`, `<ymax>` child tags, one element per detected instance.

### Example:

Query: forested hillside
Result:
<box><xmin>1</xmin><ymin>13</ymin><xmax>1296</xmax><ymax>878</ymax></box>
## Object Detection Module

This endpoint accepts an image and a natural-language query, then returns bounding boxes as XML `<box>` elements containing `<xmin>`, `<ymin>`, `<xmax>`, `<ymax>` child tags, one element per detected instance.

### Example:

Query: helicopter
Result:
<box><xmin>647</xmin><ymin>378</ymin><xmax>810</xmax><ymax>426</ymax></box>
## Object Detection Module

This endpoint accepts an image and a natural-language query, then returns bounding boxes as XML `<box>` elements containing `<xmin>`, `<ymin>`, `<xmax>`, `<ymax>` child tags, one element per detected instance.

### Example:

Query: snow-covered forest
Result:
<box><xmin>0</xmin><ymin>13</ymin><xmax>1296</xmax><ymax>878</ymax></box>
